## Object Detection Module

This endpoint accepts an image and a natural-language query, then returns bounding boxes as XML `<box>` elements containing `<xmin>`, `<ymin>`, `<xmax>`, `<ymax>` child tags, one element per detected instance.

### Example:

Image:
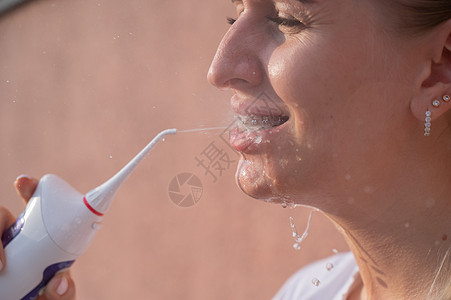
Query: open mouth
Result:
<box><xmin>229</xmin><ymin>114</ymin><xmax>290</xmax><ymax>152</ymax></box>
<box><xmin>237</xmin><ymin>115</ymin><xmax>290</xmax><ymax>131</ymax></box>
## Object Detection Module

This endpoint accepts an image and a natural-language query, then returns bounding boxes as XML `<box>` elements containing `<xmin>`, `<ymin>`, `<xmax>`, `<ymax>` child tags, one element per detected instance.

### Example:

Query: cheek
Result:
<box><xmin>267</xmin><ymin>35</ymin><xmax>385</xmax><ymax>142</ymax></box>
<box><xmin>267</xmin><ymin>43</ymin><xmax>334</xmax><ymax>145</ymax></box>
<box><xmin>267</xmin><ymin>29</ymin><xmax>386</xmax><ymax>105</ymax></box>
<box><xmin>268</xmin><ymin>43</ymin><xmax>350</xmax><ymax>108</ymax></box>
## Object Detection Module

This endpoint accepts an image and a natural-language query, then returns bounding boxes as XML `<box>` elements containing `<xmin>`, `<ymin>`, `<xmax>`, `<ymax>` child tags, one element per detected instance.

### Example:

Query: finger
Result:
<box><xmin>0</xmin><ymin>206</ymin><xmax>17</xmax><ymax>271</ymax></box>
<box><xmin>14</xmin><ymin>175</ymin><xmax>39</xmax><ymax>204</ymax></box>
<box><xmin>42</xmin><ymin>271</ymin><xmax>76</xmax><ymax>300</ymax></box>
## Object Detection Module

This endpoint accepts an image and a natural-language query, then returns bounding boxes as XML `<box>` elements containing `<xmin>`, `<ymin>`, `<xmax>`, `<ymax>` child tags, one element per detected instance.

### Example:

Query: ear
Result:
<box><xmin>410</xmin><ymin>19</ymin><xmax>451</xmax><ymax>122</ymax></box>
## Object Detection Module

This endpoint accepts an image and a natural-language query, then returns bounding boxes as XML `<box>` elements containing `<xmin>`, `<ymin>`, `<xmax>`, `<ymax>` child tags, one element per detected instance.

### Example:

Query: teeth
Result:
<box><xmin>238</xmin><ymin>115</ymin><xmax>289</xmax><ymax>129</ymax></box>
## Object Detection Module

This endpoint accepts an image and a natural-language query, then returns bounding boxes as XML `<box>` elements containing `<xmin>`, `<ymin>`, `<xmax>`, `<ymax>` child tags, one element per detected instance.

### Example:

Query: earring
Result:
<box><xmin>432</xmin><ymin>99</ymin><xmax>441</xmax><ymax>107</ymax></box>
<box><xmin>424</xmin><ymin>110</ymin><xmax>431</xmax><ymax>136</ymax></box>
<box><xmin>443</xmin><ymin>95</ymin><xmax>450</xmax><ymax>102</ymax></box>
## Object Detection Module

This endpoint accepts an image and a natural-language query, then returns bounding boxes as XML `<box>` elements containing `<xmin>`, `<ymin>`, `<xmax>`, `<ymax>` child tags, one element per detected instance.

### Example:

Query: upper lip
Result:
<box><xmin>231</xmin><ymin>94</ymin><xmax>291</xmax><ymax>118</ymax></box>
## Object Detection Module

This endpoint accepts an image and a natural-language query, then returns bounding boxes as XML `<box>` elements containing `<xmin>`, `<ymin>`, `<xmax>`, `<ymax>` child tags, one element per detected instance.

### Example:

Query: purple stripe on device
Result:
<box><xmin>21</xmin><ymin>260</ymin><xmax>75</xmax><ymax>300</ymax></box>
<box><xmin>1</xmin><ymin>212</ymin><xmax>25</xmax><ymax>248</ymax></box>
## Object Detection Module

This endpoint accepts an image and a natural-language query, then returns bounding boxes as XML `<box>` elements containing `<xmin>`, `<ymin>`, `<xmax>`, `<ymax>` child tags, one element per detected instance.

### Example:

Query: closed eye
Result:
<box><xmin>267</xmin><ymin>16</ymin><xmax>306</xmax><ymax>28</ymax></box>
<box><xmin>227</xmin><ymin>17</ymin><xmax>237</xmax><ymax>25</ymax></box>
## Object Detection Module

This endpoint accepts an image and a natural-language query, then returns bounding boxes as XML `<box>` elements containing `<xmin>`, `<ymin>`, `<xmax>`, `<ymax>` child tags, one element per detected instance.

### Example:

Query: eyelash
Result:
<box><xmin>227</xmin><ymin>17</ymin><xmax>237</xmax><ymax>25</ymax></box>
<box><xmin>267</xmin><ymin>16</ymin><xmax>305</xmax><ymax>28</ymax></box>
<box><xmin>226</xmin><ymin>16</ymin><xmax>305</xmax><ymax>29</ymax></box>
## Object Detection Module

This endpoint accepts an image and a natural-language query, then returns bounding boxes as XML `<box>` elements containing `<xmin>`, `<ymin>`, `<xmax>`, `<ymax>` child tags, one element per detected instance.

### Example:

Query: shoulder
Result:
<box><xmin>273</xmin><ymin>252</ymin><xmax>359</xmax><ymax>300</ymax></box>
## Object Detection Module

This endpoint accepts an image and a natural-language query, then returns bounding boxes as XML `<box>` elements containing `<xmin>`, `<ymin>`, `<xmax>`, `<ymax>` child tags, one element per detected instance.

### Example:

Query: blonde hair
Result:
<box><xmin>427</xmin><ymin>248</ymin><xmax>451</xmax><ymax>300</ymax></box>
<box><xmin>378</xmin><ymin>0</ymin><xmax>450</xmax><ymax>36</ymax></box>
<box><xmin>384</xmin><ymin>2</ymin><xmax>451</xmax><ymax>298</ymax></box>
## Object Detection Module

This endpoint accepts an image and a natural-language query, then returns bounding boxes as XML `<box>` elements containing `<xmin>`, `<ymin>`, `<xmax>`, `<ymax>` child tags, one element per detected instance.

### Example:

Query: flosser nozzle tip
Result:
<box><xmin>84</xmin><ymin>128</ymin><xmax>177</xmax><ymax>215</ymax></box>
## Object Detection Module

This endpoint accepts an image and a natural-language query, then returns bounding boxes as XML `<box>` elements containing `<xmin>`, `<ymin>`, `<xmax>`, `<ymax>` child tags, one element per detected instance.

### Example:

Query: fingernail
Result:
<box><xmin>15</xmin><ymin>174</ymin><xmax>31</xmax><ymax>181</ymax></box>
<box><xmin>56</xmin><ymin>276</ymin><xmax>68</xmax><ymax>295</ymax></box>
<box><xmin>47</xmin><ymin>276</ymin><xmax>69</xmax><ymax>296</ymax></box>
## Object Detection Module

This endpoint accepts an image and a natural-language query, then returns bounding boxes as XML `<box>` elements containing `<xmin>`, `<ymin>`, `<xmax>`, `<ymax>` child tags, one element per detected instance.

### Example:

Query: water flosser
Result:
<box><xmin>0</xmin><ymin>128</ymin><xmax>176</xmax><ymax>300</ymax></box>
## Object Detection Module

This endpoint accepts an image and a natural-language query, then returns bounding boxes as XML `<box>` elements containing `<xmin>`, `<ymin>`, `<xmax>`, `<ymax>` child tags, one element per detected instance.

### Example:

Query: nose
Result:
<box><xmin>207</xmin><ymin>17</ymin><xmax>264</xmax><ymax>90</ymax></box>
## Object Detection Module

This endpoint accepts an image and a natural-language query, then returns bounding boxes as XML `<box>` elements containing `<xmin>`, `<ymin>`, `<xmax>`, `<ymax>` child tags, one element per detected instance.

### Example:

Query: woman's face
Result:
<box><xmin>208</xmin><ymin>0</ymin><xmax>418</xmax><ymax>208</ymax></box>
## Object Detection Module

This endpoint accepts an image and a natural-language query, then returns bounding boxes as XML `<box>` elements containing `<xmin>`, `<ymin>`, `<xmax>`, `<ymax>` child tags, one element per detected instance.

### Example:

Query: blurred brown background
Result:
<box><xmin>0</xmin><ymin>0</ymin><xmax>348</xmax><ymax>299</ymax></box>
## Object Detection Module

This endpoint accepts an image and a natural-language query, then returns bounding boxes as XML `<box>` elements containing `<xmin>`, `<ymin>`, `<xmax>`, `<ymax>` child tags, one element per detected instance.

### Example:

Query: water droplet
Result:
<box><xmin>109</xmin><ymin>155</ymin><xmax>113</xmax><ymax>159</ymax></box>
<box><xmin>295</xmin><ymin>235</ymin><xmax>305</xmax><ymax>243</ymax></box>
<box><xmin>363</xmin><ymin>186</ymin><xmax>374</xmax><ymax>194</ymax></box>
<box><xmin>279</xmin><ymin>159</ymin><xmax>288</xmax><ymax>168</ymax></box>
<box><xmin>162</xmin><ymin>138</ymin><xmax>165</xmax><ymax>142</ymax></box>
<box><xmin>281</xmin><ymin>202</ymin><xmax>288</xmax><ymax>208</ymax></box>
<box><xmin>91</xmin><ymin>222</ymin><xmax>102</xmax><ymax>230</ymax></box>
<box><xmin>5</xmin><ymin>80</ymin><xmax>10</xmax><ymax>83</ymax></box>
<box><xmin>288</xmin><ymin>211</ymin><xmax>315</xmax><ymax>251</ymax></box>
<box><xmin>293</xmin><ymin>243</ymin><xmax>301</xmax><ymax>250</ymax></box>
<box><xmin>332</xmin><ymin>249</ymin><xmax>339</xmax><ymax>254</ymax></box>
<box><xmin>312</xmin><ymin>278</ymin><xmax>320</xmax><ymax>286</ymax></box>
<box><xmin>326</xmin><ymin>263</ymin><xmax>334</xmax><ymax>271</ymax></box>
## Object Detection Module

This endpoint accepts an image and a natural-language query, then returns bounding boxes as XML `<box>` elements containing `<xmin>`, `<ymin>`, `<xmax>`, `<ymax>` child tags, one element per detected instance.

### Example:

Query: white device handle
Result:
<box><xmin>0</xmin><ymin>129</ymin><xmax>177</xmax><ymax>299</ymax></box>
<box><xmin>0</xmin><ymin>175</ymin><xmax>102</xmax><ymax>300</ymax></box>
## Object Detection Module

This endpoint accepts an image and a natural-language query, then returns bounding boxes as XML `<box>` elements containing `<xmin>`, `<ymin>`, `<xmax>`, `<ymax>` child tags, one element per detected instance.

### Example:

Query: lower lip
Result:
<box><xmin>229</xmin><ymin>124</ymin><xmax>284</xmax><ymax>153</ymax></box>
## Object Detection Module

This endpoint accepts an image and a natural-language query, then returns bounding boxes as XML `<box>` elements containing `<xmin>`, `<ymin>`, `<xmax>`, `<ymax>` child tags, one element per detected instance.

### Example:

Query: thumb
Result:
<box><xmin>42</xmin><ymin>271</ymin><xmax>76</xmax><ymax>300</ymax></box>
<box><xmin>14</xmin><ymin>175</ymin><xmax>39</xmax><ymax>204</ymax></box>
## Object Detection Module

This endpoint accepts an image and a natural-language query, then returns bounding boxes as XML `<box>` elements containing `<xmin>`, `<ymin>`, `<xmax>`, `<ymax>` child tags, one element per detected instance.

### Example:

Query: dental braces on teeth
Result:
<box><xmin>238</xmin><ymin>115</ymin><xmax>289</xmax><ymax>129</ymax></box>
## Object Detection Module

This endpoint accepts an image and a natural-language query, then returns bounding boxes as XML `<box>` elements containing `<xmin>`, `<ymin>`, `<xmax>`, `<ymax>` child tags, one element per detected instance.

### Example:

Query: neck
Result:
<box><xmin>324</xmin><ymin>169</ymin><xmax>451</xmax><ymax>299</ymax></box>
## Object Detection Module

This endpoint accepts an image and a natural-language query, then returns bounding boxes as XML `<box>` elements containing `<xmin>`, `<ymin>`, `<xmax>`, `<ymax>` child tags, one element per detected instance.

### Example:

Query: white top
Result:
<box><xmin>273</xmin><ymin>252</ymin><xmax>361</xmax><ymax>300</ymax></box>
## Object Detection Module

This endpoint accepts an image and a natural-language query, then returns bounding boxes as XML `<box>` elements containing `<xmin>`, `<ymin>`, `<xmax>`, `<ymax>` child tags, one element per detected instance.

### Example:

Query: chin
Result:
<box><xmin>235</xmin><ymin>155</ymin><xmax>294</xmax><ymax>205</ymax></box>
